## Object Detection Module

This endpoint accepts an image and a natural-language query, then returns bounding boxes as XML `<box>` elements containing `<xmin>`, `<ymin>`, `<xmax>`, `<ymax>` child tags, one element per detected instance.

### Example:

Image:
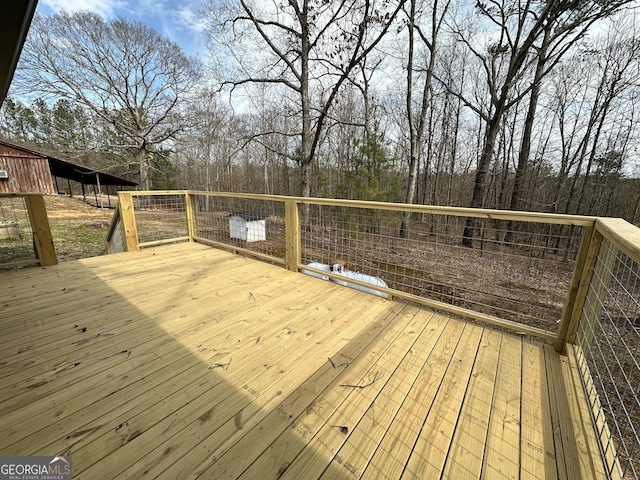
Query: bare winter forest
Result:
<box><xmin>2</xmin><ymin>1</ymin><xmax>640</xmax><ymax>223</ymax></box>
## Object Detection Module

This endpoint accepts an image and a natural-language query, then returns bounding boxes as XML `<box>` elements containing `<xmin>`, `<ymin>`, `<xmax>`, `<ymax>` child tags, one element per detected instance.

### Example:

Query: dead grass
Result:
<box><xmin>44</xmin><ymin>195</ymin><xmax>114</xmax><ymax>261</ymax></box>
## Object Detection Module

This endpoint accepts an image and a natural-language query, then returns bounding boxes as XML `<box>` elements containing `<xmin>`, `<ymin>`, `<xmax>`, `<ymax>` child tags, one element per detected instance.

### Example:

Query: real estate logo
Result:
<box><xmin>0</xmin><ymin>456</ymin><xmax>72</xmax><ymax>480</ymax></box>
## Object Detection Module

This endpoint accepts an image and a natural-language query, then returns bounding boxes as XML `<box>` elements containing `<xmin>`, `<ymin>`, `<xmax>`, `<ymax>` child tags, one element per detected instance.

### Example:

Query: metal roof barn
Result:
<box><xmin>0</xmin><ymin>140</ymin><xmax>137</xmax><ymax>207</ymax></box>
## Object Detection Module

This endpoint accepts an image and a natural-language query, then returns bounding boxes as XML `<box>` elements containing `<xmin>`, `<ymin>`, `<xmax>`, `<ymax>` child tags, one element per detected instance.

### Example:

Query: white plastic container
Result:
<box><xmin>228</xmin><ymin>211</ymin><xmax>267</xmax><ymax>242</ymax></box>
<box><xmin>302</xmin><ymin>262</ymin><xmax>389</xmax><ymax>299</ymax></box>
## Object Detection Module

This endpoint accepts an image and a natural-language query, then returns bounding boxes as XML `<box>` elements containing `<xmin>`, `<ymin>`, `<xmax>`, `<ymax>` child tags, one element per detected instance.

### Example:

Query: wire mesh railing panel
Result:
<box><xmin>0</xmin><ymin>197</ymin><xmax>37</xmax><ymax>267</ymax></box>
<box><xmin>132</xmin><ymin>194</ymin><xmax>188</xmax><ymax>245</ymax></box>
<box><xmin>575</xmin><ymin>238</ymin><xmax>640</xmax><ymax>479</ymax></box>
<box><xmin>193</xmin><ymin>194</ymin><xmax>286</xmax><ymax>263</ymax></box>
<box><xmin>301</xmin><ymin>205</ymin><xmax>582</xmax><ymax>333</ymax></box>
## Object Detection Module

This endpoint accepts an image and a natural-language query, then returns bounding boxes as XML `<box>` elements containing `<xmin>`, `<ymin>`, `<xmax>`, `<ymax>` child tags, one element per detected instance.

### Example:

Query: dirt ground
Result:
<box><xmin>45</xmin><ymin>195</ymin><xmax>114</xmax><ymax>221</ymax></box>
<box><xmin>44</xmin><ymin>195</ymin><xmax>115</xmax><ymax>261</ymax></box>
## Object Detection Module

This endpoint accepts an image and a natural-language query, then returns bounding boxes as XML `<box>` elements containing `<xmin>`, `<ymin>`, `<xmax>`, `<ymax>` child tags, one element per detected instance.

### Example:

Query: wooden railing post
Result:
<box><xmin>558</xmin><ymin>225</ymin><xmax>612</xmax><ymax>354</ymax></box>
<box><xmin>576</xmin><ymin>230</ymin><xmax>617</xmax><ymax>356</ymax></box>
<box><xmin>25</xmin><ymin>194</ymin><xmax>57</xmax><ymax>266</ymax></box>
<box><xmin>285</xmin><ymin>199</ymin><xmax>300</xmax><ymax>272</ymax></box>
<box><xmin>185</xmin><ymin>192</ymin><xmax>196</xmax><ymax>241</ymax></box>
<box><xmin>555</xmin><ymin>224</ymin><xmax>594</xmax><ymax>352</ymax></box>
<box><xmin>119</xmin><ymin>192</ymin><xmax>139</xmax><ymax>252</ymax></box>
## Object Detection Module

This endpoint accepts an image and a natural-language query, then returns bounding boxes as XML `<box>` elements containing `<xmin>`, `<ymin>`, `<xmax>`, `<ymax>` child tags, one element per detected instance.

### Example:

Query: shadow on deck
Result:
<box><xmin>0</xmin><ymin>242</ymin><xmax>606</xmax><ymax>479</ymax></box>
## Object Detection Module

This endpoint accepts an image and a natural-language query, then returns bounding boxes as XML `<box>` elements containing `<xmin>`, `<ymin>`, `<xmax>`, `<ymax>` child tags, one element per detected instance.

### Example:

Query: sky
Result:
<box><xmin>36</xmin><ymin>0</ymin><xmax>209</xmax><ymax>59</ymax></box>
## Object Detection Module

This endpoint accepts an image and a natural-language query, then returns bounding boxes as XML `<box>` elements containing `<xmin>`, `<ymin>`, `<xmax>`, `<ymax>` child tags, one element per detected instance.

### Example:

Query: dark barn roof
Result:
<box><xmin>48</xmin><ymin>156</ymin><xmax>138</xmax><ymax>187</ymax></box>
<box><xmin>0</xmin><ymin>0</ymin><xmax>38</xmax><ymax>105</ymax></box>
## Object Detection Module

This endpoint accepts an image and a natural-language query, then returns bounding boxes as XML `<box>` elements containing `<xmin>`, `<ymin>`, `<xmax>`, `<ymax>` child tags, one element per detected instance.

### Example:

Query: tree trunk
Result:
<box><xmin>299</xmin><ymin>3</ymin><xmax>312</xmax><ymax>224</ymax></box>
<box><xmin>576</xmin><ymin>97</ymin><xmax>613</xmax><ymax>214</ymax></box>
<box><xmin>509</xmin><ymin>26</ymin><xmax>550</xmax><ymax>214</ymax></box>
<box><xmin>400</xmin><ymin>0</ymin><xmax>418</xmax><ymax>239</ymax></box>
<box><xmin>400</xmin><ymin>0</ymin><xmax>445</xmax><ymax>238</ymax></box>
<box><xmin>462</xmin><ymin>113</ymin><xmax>502</xmax><ymax>247</ymax></box>
<box><xmin>503</xmin><ymin>29</ymin><xmax>550</xmax><ymax>244</ymax></box>
<box><xmin>137</xmin><ymin>146</ymin><xmax>151</xmax><ymax>191</ymax></box>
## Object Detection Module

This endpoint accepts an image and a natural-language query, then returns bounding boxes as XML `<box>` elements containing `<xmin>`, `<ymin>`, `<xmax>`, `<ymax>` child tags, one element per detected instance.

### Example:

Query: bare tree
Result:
<box><xmin>400</xmin><ymin>0</ymin><xmax>452</xmax><ymax>237</ymax></box>
<box><xmin>174</xmin><ymin>87</ymin><xmax>233</xmax><ymax>192</ymax></box>
<box><xmin>574</xmin><ymin>28</ymin><xmax>640</xmax><ymax>215</ymax></box>
<box><xmin>205</xmin><ymin>0</ymin><xmax>405</xmax><ymax>201</ymax></box>
<box><xmin>540</xmin><ymin>18</ymin><xmax>640</xmax><ymax>220</ymax></box>
<box><xmin>448</xmin><ymin>0</ymin><xmax>636</xmax><ymax>246</ymax></box>
<box><xmin>507</xmin><ymin>22</ymin><xmax>552</xmax><ymax>215</ymax></box>
<box><xmin>510</xmin><ymin>9</ymin><xmax>639</xmax><ymax>218</ymax></box>
<box><xmin>15</xmin><ymin>11</ymin><xmax>200</xmax><ymax>190</ymax></box>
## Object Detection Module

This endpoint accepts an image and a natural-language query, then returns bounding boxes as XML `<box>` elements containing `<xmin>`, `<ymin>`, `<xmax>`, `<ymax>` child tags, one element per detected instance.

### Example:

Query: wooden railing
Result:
<box><xmin>567</xmin><ymin>218</ymin><xmax>640</xmax><ymax>479</ymax></box>
<box><xmin>105</xmin><ymin>191</ymin><xmax>597</xmax><ymax>340</ymax></box>
<box><xmin>0</xmin><ymin>193</ymin><xmax>57</xmax><ymax>268</ymax></box>
<box><xmin>106</xmin><ymin>189</ymin><xmax>640</xmax><ymax>478</ymax></box>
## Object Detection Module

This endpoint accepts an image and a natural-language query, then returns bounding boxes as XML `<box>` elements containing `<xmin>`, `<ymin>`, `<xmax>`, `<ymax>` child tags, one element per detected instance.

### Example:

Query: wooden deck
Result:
<box><xmin>1</xmin><ymin>242</ymin><xmax>605</xmax><ymax>479</ymax></box>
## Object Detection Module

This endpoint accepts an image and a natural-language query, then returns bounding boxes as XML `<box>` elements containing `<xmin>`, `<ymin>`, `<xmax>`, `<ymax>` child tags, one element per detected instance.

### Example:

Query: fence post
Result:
<box><xmin>185</xmin><ymin>192</ymin><xmax>196</xmax><ymax>241</ymax></box>
<box><xmin>25</xmin><ymin>195</ymin><xmax>57</xmax><ymax>266</ymax></box>
<box><xmin>285</xmin><ymin>199</ymin><xmax>300</xmax><ymax>272</ymax></box>
<box><xmin>559</xmin><ymin>223</ymin><xmax>614</xmax><ymax>355</ymax></box>
<box><xmin>119</xmin><ymin>192</ymin><xmax>139</xmax><ymax>252</ymax></box>
<box><xmin>574</xmin><ymin>231</ymin><xmax>616</xmax><ymax>357</ymax></box>
<box><xmin>555</xmin><ymin>224</ymin><xmax>594</xmax><ymax>352</ymax></box>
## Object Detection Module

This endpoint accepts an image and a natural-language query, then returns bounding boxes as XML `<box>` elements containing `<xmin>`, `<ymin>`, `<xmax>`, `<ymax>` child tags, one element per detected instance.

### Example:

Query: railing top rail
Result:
<box><xmin>123</xmin><ymin>190</ymin><xmax>191</xmax><ymax>196</ymax></box>
<box><xmin>596</xmin><ymin>217</ymin><xmax>640</xmax><ymax>264</ymax></box>
<box><xmin>293</xmin><ymin>197</ymin><xmax>597</xmax><ymax>226</ymax></box>
<box><xmin>123</xmin><ymin>190</ymin><xmax>598</xmax><ymax>226</ymax></box>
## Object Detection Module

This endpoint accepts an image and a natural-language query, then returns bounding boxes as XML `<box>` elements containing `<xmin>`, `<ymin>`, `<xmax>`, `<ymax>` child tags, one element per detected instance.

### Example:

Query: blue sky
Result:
<box><xmin>36</xmin><ymin>0</ymin><xmax>209</xmax><ymax>59</ymax></box>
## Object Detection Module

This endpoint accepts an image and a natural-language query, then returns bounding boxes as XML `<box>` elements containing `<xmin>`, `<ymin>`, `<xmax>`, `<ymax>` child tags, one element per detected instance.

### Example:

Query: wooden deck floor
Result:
<box><xmin>1</xmin><ymin>242</ymin><xmax>605</xmax><ymax>479</ymax></box>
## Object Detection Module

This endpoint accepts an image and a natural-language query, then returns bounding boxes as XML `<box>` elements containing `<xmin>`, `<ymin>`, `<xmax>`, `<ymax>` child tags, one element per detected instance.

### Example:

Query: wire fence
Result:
<box><xmin>301</xmin><ymin>205</ymin><xmax>583</xmax><ymax>334</ymax></box>
<box><xmin>116</xmin><ymin>193</ymin><xmax>588</xmax><ymax>335</ymax></box>
<box><xmin>192</xmin><ymin>194</ymin><xmax>287</xmax><ymax>264</ymax></box>
<box><xmin>0</xmin><ymin>196</ymin><xmax>37</xmax><ymax>268</ymax></box>
<box><xmin>132</xmin><ymin>194</ymin><xmax>188</xmax><ymax>245</ymax></box>
<box><xmin>125</xmin><ymin>193</ymin><xmax>288</xmax><ymax>263</ymax></box>
<box><xmin>574</xmin><ymin>236</ymin><xmax>640</xmax><ymax>479</ymax></box>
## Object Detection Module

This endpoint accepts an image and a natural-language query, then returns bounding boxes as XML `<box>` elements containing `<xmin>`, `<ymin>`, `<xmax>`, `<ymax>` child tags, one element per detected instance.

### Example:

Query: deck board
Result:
<box><xmin>520</xmin><ymin>340</ymin><xmax>557</xmax><ymax>480</ymax></box>
<box><xmin>443</xmin><ymin>328</ymin><xmax>501</xmax><ymax>479</ymax></box>
<box><xmin>318</xmin><ymin>311</ymin><xmax>447</xmax><ymax>480</ymax></box>
<box><xmin>482</xmin><ymin>333</ymin><xmax>522</xmax><ymax>479</ymax></box>
<box><xmin>0</xmin><ymin>242</ymin><xmax>607</xmax><ymax>479</ymax></box>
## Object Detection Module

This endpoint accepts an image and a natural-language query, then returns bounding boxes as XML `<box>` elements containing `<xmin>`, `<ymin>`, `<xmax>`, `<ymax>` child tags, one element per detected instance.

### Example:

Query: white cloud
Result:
<box><xmin>38</xmin><ymin>0</ymin><xmax>207</xmax><ymax>58</ymax></box>
<box><xmin>175</xmin><ymin>5</ymin><xmax>207</xmax><ymax>33</ymax></box>
<box><xmin>40</xmin><ymin>0</ymin><xmax>125</xmax><ymax>17</ymax></box>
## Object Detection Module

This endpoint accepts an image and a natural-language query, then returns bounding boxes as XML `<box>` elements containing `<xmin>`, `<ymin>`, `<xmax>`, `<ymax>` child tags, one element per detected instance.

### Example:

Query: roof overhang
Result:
<box><xmin>48</xmin><ymin>156</ymin><xmax>138</xmax><ymax>187</ymax></box>
<box><xmin>0</xmin><ymin>0</ymin><xmax>38</xmax><ymax>105</ymax></box>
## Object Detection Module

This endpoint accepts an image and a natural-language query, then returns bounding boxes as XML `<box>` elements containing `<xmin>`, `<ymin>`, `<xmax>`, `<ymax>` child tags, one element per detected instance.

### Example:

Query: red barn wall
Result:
<box><xmin>0</xmin><ymin>144</ymin><xmax>55</xmax><ymax>194</ymax></box>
